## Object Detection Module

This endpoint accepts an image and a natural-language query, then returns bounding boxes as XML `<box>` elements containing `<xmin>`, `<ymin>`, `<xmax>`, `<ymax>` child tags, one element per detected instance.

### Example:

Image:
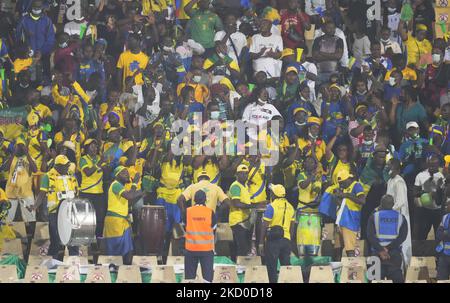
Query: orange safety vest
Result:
<box><xmin>185</xmin><ymin>205</ymin><xmax>214</xmax><ymax>252</ymax></box>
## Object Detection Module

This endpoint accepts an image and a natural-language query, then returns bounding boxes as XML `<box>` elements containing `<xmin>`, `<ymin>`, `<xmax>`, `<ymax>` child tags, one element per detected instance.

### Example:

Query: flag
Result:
<box><xmin>0</xmin><ymin>106</ymin><xmax>28</xmax><ymax>140</ymax></box>
<box><xmin>319</xmin><ymin>186</ymin><xmax>338</xmax><ymax>220</ymax></box>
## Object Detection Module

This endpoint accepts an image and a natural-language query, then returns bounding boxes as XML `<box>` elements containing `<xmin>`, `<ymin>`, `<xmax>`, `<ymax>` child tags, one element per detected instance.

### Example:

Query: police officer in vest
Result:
<box><xmin>184</xmin><ymin>190</ymin><xmax>217</xmax><ymax>282</ymax></box>
<box><xmin>367</xmin><ymin>194</ymin><xmax>408</xmax><ymax>283</ymax></box>
<box><xmin>258</xmin><ymin>184</ymin><xmax>295</xmax><ymax>283</ymax></box>
<box><xmin>436</xmin><ymin>202</ymin><xmax>450</xmax><ymax>280</ymax></box>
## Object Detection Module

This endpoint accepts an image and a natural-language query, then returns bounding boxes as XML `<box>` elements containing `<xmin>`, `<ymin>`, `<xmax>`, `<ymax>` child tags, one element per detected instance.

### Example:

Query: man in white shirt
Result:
<box><xmin>242</xmin><ymin>87</ymin><xmax>281</xmax><ymax>141</ymax></box>
<box><xmin>64</xmin><ymin>16</ymin><xmax>92</xmax><ymax>37</ymax></box>
<box><xmin>414</xmin><ymin>155</ymin><xmax>446</xmax><ymax>240</ymax></box>
<box><xmin>249</xmin><ymin>19</ymin><xmax>283</xmax><ymax>79</ymax></box>
<box><xmin>380</xmin><ymin>27</ymin><xmax>402</xmax><ymax>56</ymax></box>
<box><xmin>386</xmin><ymin>158</ymin><xmax>412</xmax><ymax>266</ymax></box>
<box><xmin>214</xmin><ymin>14</ymin><xmax>248</xmax><ymax>66</ymax></box>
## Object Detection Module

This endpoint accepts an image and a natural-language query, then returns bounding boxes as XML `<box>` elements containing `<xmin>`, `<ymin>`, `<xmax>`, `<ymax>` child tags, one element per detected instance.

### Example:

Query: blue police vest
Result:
<box><xmin>374</xmin><ymin>210</ymin><xmax>403</xmax><ymax>247</ymax></box>
<box><xmin>436</xmin><ymin>214</ymin><xmax>450</xmax><ymax>256</ymax></box>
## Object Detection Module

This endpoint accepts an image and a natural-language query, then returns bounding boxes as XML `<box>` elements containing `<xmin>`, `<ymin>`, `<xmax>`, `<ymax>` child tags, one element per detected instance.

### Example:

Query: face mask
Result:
<box><xmin>29</xmin><ymin>49</ymin><xmax>34</xmax><ymax>57</ymax></box>
<box><xmin>309</xmin><ymin>131</ymin><xmax>318</xmax><ymax>140</ymax></box>
<box><xmin>411</xmin><ymin>133</ymin><xmax>420</xmax><ymax>140</ymax></box>
<box><xmin>32</xmin><ymin>8</ymin><xmax>42</xmax><ymax>15</ymax></box>
<box><xmin>19</xmin><ymin>83</ymin><xmax>29</xmax><ymax>88</ymax></box>
<box><xmin>192</xmin><ymin>75</ymin><xmax>201</xmax><ymax>83</ymax></box>
<box><xmin>210</xmin><ymin>111</ymin><xmax>220</xmax><ymax>120</ymax></box>
<box><xmin>258</xmin><ymin>98</ymin><xmax>267</xmax><ymax>104</ymax></box>
<box><xmin>387</xmin><ymin>7</ymin><xmax>397</xmax><ymax>13</ymax></box>
<box><xmin>59</xmin><ymin>41</ymin><xmax>68</xmax><ymax>48</ymax></box>
<box><xmin>357</xmin><ymin>90</ymin><xmax>367</xmax><ymax>96</ymax></box>
<box><xmin>389</xmin><ymin>77</ymin><xmax>396</xmax><ymax>86</ymax></box>
<box><xmin>432</xmin><ymin>54</ymin><xmax>441</xmax><ymax>64</ymax></box>
<box><xmin>162</xmin><ymin>46</ymin><xmax>174</xmax><ymax>53</ymax></box>
<box><xmin>295</xmin><ymin>121</ymin><xmax>306</xmax><ymax>127</ymax></box>
<box><xmin>380</xmin><ymin>38</ymin><xmax>390</xmax><ymax>43</ymax></box>
<box><xmin>363</xmin><ymin>140</ymin><xmax>373</xmax><ymax>145</ymax></box>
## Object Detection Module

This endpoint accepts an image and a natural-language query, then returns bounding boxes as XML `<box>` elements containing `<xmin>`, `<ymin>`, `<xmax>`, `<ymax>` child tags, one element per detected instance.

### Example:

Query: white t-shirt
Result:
<box><xmin>214</xmin><ymin>31</ymin><xmax>247</xmax><ymax>63</ymax></box>
<box><xmin>414</xmin><ymin>169</ymin><xmax>445</xmax><ymax>210</ymax></box>
<box><xmin>352</xmin><ymin>34</ymin><xmax>371</xmax><ymax>61</ymax></box>
<box><xmin>249</xmin><ymin>33</ymin><xmax>283</xmax><ymax>78</ymax></box>
<box><xmin>304</xmin><ymin>0</ymin><xmax>326</xmax><ymax>16</ymax></box>
<box><xmin>242</xmin><ymin>102</ymin><xmax>281</xmax><ymax>140</ymax></box>
<box><xmin>314</xmin><ymin>27</ymin><xmax>349</xmax><ymax>67</ymax></box>
<box><xmin>64</xmin><ymin>20</ymin><xmax>92</xmax><ymax>37</ymax></box>
<box><xmin>301</xmin><ymin>61</ymin><xmax>318</xmax><ymax>101</ymax></box>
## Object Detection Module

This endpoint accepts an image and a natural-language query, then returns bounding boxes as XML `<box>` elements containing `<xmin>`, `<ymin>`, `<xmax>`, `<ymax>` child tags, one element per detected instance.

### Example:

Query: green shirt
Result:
<box><xmin>188</xmin><ymin>9</ymin><xmax>223</xmax><ymax>48</ymax></box>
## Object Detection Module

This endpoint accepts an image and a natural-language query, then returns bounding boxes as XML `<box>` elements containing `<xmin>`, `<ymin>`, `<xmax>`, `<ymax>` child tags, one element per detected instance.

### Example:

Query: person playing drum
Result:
<box><xmin>35</xmin><ymin>154</ymin><xmax>80</xmax><ymax>259</ymax></box>
<box><xmin>103</xmin><ymin>166</ymin><xmax>144</xmax><ymax>264</ymax></box>
<box><xmin>296</xmin><ymin>156</ymin><xmax>323</xmax><ymax>256</ymax></box>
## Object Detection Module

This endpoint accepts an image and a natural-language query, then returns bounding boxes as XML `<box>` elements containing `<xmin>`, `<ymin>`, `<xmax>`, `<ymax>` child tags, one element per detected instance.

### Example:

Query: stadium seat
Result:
<box><xmin>340</xmin><ymin>266</ymin><xmax>365</xmax><ymax>283</ymax></box>
<box><xmin>0</xmin><ymin>265</ymin><xmax>18</xmax><ymax>283</ymax></box>
<box><xmin>29</xmin><ymin>239</ymin><xmax>50</xmax><ymax>256</ymax></box>
<box><xmin>405</xmin><ymin>266</ymin><xmax>430</xmax><ymax>281</ymax></box>
<box><xmin>33</xmin><ymin>222</ymin><xmax>50</xmax><ymax>240</ymax></box>
<box><xmin>309</xmin><ymin>265</ymin><xmax>334</xmax><ymax>283</ymax></box>
<box><xmin>166</xmin><ymin>256</ymin><xmax>184</xmax><ymax>266</ymax></box>
<box><xmin>151</xmin><ymin>265</ymin><xmax>176</xmax><ymax>283</ymax></box>
<box><xmin>278</xmin><ymin>266</ymin><xmax>303</xmax><ymax>283</ymax></box>
<box><xmin>63</xmin><ymin>256</ymin><xmax>88</xmax><ymax>266</ymax></box>
<box><xmin>405</xmin><ymin>280</ymin><xmax>428</xmax><ymax>283</ymax></box>
<box><xmin>132</xmin><ymin>256</ymin><xmax>158</xmax><ymax>268</ymax></box>
<box><xmin>27</xmin><ymin>255</ymin><xmax>51</xmax><ymax>266</ymax></box>
<box><xmin>213</xmin><ymin>265</ymin><xmax>238</xmax><ymax>283</ymax></box>
<box><xmin>410</xmin><ymin>257</ymin><xmax>437</xmax><ymax>278</ymax></box>
<box><xmin>85</xmin><ymin>265</ymin><xmax>111</xmax><ymax>283</ymax></box>
<box><xmin>24</xmin><ymin>266</ymin><xmax>49</xmax><ymax>283</ymax></box>
<box><xmin>341</xmin><ymin>257</ymin><xmax>367</xmax><ymax>269</ymax></box>
<box><xmin>55</xmin><ymin>265</ymin><xmax>80</xmax><ymax>283</ymax></box>
<box><xmin>237</xmin><ymin>256</ymin><xmax>262</xmax><ymax>267</ymax></box>
<box><xmin>97</xmin><ymin>255</ymin><xmax>123</xmax><ymax>266</ymax></box>
<box><xmin>116</xmin><ymin>265</ymin><xmax>142</xmax><ymax>283</ymax></box>
<box><xmin>243</xmin><ymin>265</ymin><xmax>269</xmax><ymax>283</ymax></box>
<box><xmin>216</xmin><ymin>223</ymin><xmax>233</xmax><ymax>241</ymax></box>
<box><xmin>9</xmin><ymin>222</ymin><xmax>27</xmax><ymax>239</ymax></box>
<box><xmin>0</xmin><ymin>238</ymin><xmax>23</xmax><ymax>258</ymax></box>
<box><xmin>371</xmin><ymin>280</ymin><xmax>393</xmax><ymax>283</ymax></box>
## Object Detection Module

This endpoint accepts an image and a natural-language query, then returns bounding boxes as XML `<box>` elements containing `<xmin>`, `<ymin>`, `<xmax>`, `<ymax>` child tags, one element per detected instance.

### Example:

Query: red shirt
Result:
<box><xmin>53</xmin><ymin>42</ymin><xmax>79</xmax><ymax>76</ymax></box>
<box><xmin>280</xmin><ymin>10</ymin><xmax>310</xmax><ymax>49</ymax></box>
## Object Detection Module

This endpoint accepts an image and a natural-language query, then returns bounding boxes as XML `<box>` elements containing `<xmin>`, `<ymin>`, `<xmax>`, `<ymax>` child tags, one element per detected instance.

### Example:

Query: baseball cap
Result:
<box><xmin>406</xmin><ymin>121</ymin><xmax>419</xmax><ymax>129</ymax></box>
<box><xmin>55</xmin><ymin>155</ymin><xmax>70</xmax><ymax>165</ymax></box>
<box><xmin>237</xmin><ymin>164</ymin><xmax>249</xmax><ymax>172</ymax></box>
<box><xmin>270</xmin><ymin>184</ymin><xmax>286</xmax><ymax>198</ymax></box>
<box><xmin>285</xmin><ymin>66</ymin><xmax>298</xmax><ymax>74</ymax></box>
<box><xmin>337</xmin><ymin>170</ymin><xmax>353</xmax><ymax>182</ymax></box>
<box><xmin>281</xmin><ymin>48</ymin><xmax>295</xmax><ymax>58</ymax></box>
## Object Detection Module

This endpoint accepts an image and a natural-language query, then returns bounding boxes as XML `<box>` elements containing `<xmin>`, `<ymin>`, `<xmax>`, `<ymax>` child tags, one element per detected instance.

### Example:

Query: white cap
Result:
<box><xmin>406</xmin><ymin>121</ymin><xmax>419</xmax><ymax>129</ymax></box>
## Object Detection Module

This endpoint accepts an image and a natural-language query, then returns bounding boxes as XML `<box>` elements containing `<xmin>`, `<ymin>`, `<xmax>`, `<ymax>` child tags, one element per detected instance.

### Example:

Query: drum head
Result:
<box><xmin>57</xmin><ymin>200</ymin><xmax>72</xmax><ymax>246</ymax></box>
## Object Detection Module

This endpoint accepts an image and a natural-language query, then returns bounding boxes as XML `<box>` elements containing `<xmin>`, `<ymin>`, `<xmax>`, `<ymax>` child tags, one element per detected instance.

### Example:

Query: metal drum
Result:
<box><xmin>254</xmin><ymin>208</ymin><xmax>266</xmax><ymax>255</ymax></box>
<box><xmin>57</xmin><ymin>198</ymin><xmax>97</xmax><ymax>247</ymax></box>
<box><xmin>296</xmin><ymin>212</ymin><xmax>322</xmax><ymax>256</ymax></box>
<box><xmin>138</xmin><ymin>205</ymin><xmax>166</xmax><ymax>255</ymax></box>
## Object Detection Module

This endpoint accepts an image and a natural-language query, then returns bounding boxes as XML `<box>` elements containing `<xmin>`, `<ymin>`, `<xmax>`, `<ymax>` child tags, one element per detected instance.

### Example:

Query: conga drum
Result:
<box><xmin>296</xmin><ymin>212</ymin><xmax>322</xmax><ymax>256</ymax></box>
<box><xmin>254</xmin><ymin>208</ymin><xmax>266</xmax><ymax>255</ymax></box>
<box><xmin>138</xmin><ymin>206</ymin><xmax>166</xmax><ymax>255</ymax></box>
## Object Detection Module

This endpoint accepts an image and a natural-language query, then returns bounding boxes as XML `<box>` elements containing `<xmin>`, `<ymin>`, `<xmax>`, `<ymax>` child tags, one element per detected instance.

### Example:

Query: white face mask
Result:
<box><xmin>432</xmin><ymin>54</ymin><xmax>441</xmax><ymax>64</ymax></box>
<box><xmin>380</xmin><ymin>38</ymin><xmax>390</xmax><ymax>43</ymax></box>
<box><xmin>32</xmin><ymin>8</ymin><xmax>42</xmax><ymax>15</ymax></box>
<box><xmin>258</xmin><ymin>98</ymin><xmax>267</xmax><ymax>104</ymax></box>
<box><xmin>357</xmin><ymin>90</ymin><xmax>367</xmax><ymax>96</ymax></box>
<box><xmin>387</xmin><ymin>7</ymin><xmax>397</xmax><ymax>13</ymax></box>
<box><xmin>210</xmin><ymin>111</ymin><xmax>220</xmax><ymax>120</ymax></box>
<box><xmin>162</xmin><ymin>46</ymin><xmax>174</xmax><ymax>53</ymax></box>
<box><xmin>363</xmin><ymin>140</ymin><xmax>373</xmax><ymax>145</ymax></box>
<box><xmin>192</xmin><ymin>75</ymin><xmax>202</xmax><ymax>83</ymax></box>
<box><xmin>389</xmin><ymin>77</ymin><xmax>396</xmax><ymax>86</ymax></box>
<box><xmin>309</xmin><ymin>131</ymin><xmax>318</xmax><ymax>139</ymax></box>
<box><xmin>59</xmin><ymin>41</ymin><xmax>68</xmax><ymax>48</ymax></box>
<box><xmin>295</xmin><ymin>121</ymin><xmax>306</xmax><ymax>127</ymax></box>
<box><xmin>29</xmin><ymin>49</ymin><xmax>34</xmax><ymax>57</ymax></box>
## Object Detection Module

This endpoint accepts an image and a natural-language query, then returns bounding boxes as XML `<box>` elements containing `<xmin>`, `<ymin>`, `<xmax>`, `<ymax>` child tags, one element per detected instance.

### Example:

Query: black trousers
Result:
<box><xmin>80</xmin><ymin>192</ymin><xmax>106</xmax><ymax>238</ymax></box>
<box><xmin>414</xmin><ymin>207</ymin><xmax>442</xmax><ymax>240</ymax></box>
<box><xmin>231</xmin><ymin>224</ymin><xmax>252</xmax><ymax>261</ymax></box>
<box><xmin>375</xmin><ymin>250</ymin><xmax>404</xmax><ymax>283</ymax></box>
<box><xmin>437</xmin><ymin>254</ymin><xmax>450</xmax><ymax>280</ymax></box>
<box><xmin>184</xmin><ymin>250</ymin><xmax>214</xmax><ymax>282</ymax></box>
<box><xmin>48</xmin><ymin>213</ymin><xmax>79</xmax><ymax>259</ymax></box>
<box><xmin>265</xmin><ymin>237</ymin><xmax>291</xmax><ymax>283</ymax></box>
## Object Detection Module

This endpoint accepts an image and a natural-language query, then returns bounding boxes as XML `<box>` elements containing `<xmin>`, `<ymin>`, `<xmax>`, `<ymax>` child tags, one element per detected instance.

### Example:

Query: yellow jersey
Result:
<box><xmin>117</xmin><ymin>50</ymin><xmax>149</xmax><ymax>87</ymax></box>
<box><xmin>182</xmin><ymin>179</ymin><xmax>228</xmax><ymax>212</ymax></box>
<box><xmin>40</xmin><ymin>168</ymin><xmax>79</xmax><ymax>213</ymax></box>
<box><xmin>79</xmin><ymin>154</ymin><xmax>103</xmax><ymax>194</ymax></box>
<box><xmin>193</xmin><ymin>160</ymin><xmax>220</xmax><ymax>184</ymax></box>
<box><xmin>263</xmin><ymin>198</ymin><xmax>295</xmax><ymax>240</ymax></box>
<box><xmin>405</xmin><ymin>33</ymin><xmax>432</xmax><ymax>68</ymax></box>
<box><xmin>5</xmin><ymin>156</ymin><xmax>34</xmax><ymax>199</ymax></box>
<box><xmin>228</xmin><ymin>180</ymin><xmax>251</xmax><ymax>226</ymax></box>
<box><xmin>54</xmin><ymin>131</ymin><xmax>85</xmax><ymax>167</ymax></box>
<box><xmin>242</xmin><ymin>159</ymin><xmax>267</xmax><ymax>203</ymax></box>
<box><xmin>107</xmin><ymin>180</ymin><xmax>128</xmax><ymax>216</ymax></box>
